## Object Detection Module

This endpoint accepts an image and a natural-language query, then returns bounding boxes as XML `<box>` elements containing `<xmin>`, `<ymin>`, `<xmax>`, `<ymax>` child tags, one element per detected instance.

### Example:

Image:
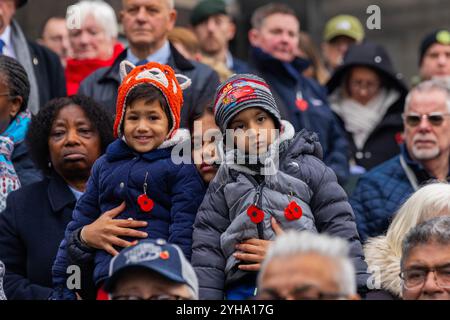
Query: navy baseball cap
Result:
<box><xmin>103</xmin><ymin>239</ymin><xmax>198</xmax><ymax>298</ymax></box>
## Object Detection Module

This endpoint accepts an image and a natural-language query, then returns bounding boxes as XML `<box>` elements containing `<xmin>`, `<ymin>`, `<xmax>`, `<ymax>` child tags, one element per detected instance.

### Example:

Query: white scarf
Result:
<box><xmin>330</xmin><ymin>88</ymin><xmax>399</xmax><ymax>150</ymax></box>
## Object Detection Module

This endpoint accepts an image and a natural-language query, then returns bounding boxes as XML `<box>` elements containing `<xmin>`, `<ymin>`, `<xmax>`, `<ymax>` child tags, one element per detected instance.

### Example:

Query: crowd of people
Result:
<box><xmin>0</xmin><ymin>0</ymin><xmax>450</xmax><ymax>301</ymax></box>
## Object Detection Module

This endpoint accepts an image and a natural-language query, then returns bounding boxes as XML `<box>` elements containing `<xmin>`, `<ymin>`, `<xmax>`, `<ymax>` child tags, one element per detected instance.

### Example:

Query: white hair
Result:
<box><xmin>384</xmin><ymin>182</ymin><xmax>450</xmax><ymax>258</ymax></box>
<box><xmin>258</xmin><ymin>231</ymin><xmax>356</xmax><ymax>296</ymax></box>
<box><xmin>67</xmin><ymin>0</ymin><xmax>119</xmax><ymax>39</ymax></box>
<box><xmin>404</xmin><ymin>79</ymin><xmax>450</xmax><ymax>113</ymax></box>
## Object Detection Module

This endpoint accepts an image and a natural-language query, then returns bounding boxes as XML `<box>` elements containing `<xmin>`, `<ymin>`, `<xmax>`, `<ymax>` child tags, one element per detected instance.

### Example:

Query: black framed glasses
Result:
<box><xmin>402</xmin><ymin>112</ymin><xmax>450</xmax><ymax>127</ymax></box>
<box><xmin>111</xmin><ymin>294</ymin><xmax>189</xmax><ymax>301</ymax></box>
<box><xmin>400</xmin><ymin>266</ymin><xmax>450</xmax><ymax>289</ymax></box>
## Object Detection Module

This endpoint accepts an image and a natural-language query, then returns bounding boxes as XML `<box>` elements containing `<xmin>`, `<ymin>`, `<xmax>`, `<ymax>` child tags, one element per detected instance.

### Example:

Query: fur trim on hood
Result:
<box><xmin>223</xmin><ymin>120</ymin><xmax>295</xmax><ymax>175</ymax></box>
<box><xmin>364</xmin><ymin>236</ymin><xmax>403</xmax><ymax>298</ymax></box>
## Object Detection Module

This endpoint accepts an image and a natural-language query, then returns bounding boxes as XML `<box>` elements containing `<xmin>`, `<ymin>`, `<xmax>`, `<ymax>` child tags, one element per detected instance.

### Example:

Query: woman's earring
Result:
<box><xmin>48</xmin><ymin>161</ymin><xmax>52</xmax><ymax>168</ymax></box>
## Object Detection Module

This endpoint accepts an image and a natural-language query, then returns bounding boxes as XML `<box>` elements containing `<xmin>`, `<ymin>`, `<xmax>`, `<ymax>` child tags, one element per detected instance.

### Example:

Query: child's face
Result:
<box><xmin>123</xmin><ymin>98</ymin><xmax>169</xmax><ymax>153</ymax></box>
<box><xmin>192</xmin><ymin>112</ymin><xmax>220</xmax><ymax>184</ymax></box>
<box><xmin>228</xmin><ymin>107</ymin><xmax>278</xmax><ymax>155</ymax></box>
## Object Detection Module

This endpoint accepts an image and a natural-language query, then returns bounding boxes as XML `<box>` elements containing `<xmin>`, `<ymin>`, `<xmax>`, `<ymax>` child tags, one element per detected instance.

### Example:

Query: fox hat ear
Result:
<box><xmin>175</xmin><ymin>74</ymin><xmax>192</xmax><ymax>91</ymax></box>
<box><xmin>119</xmin><ymin>60</ymin><xmax>136</xmax><ymax>82</ymax></box>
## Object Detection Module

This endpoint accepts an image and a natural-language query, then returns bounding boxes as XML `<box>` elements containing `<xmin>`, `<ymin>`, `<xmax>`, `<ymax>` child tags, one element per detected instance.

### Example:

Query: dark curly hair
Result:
<box><xmin>0</xmin><ymin>55</ymin><xmax>30</xmax><ymax>116</ymax></box>
<box><xmin>26</xmin><ymin>95</ymin><xmax>114</xmax><ymax>175</ymax></box>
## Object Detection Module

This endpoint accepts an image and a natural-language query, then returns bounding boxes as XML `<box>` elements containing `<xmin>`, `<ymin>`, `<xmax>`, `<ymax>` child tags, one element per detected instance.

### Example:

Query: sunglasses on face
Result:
<box><xmin>402</xmin><ymin>112</ymin><xmax>450</xmax><ymax>127</ymax></box>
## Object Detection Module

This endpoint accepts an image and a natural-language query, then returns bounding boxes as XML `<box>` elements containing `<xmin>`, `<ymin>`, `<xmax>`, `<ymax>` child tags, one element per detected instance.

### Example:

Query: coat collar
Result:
<box><xmin>99</xmin><ymin>43</ymin><xmax>194</xmax><ymax>84</ymax></box>
<box><xmin>400</xmin><ymin>144</ymin><xmax>450</xmax><ymax>183</ymax></box>
<box><xmin>105</xmin><ymin>138</ymin><xmax>173</xmax><ymax>163</ymax></box>
<box><xmin>250</xmin><ymin>46</ymin><xmax>311</xmax><ymax>79</ymax></box>
<box><xmin>221</xmin><ymin>120</ymin><xmax>295</xmax><ymax>175</ymax></box>
<box><xmin>47</xmin><ymin>173</ymin><xmax>77</xmax><ymax>213</ymax></box>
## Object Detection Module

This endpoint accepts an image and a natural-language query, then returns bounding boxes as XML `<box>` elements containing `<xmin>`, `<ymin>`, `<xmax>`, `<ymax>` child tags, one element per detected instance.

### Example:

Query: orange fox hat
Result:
<box><xmin>114</xmin><ymin>60</ymin><xmax>192</xmax><ymax>138</ymax></box>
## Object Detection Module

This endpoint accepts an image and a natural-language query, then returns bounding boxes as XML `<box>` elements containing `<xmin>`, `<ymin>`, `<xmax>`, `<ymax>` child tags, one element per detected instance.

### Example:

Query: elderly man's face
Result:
<box><xmin>420</xmin><ymin>44</ymin><xmax>450</xmax><ymax>80</ymax></box>
<box><xmin>249</xmin><ymin>13</ymin><xmax>299</xmax><ymax>63</ymax></box>
<box><xmin>193</xmin><ymin>14</ymin><xmax>235</xmax><ymax>56</ymax></box>
<box><xmin>259</xmin><ymin>253</ymin><xmax>355</xmax><ymax>300</ymax></box>
<box><xmin>0</xmin><ymin>0</ymin><xmax>16</xmax><ymax>34</ymax></box>
<box><xmin>404</xmin><ymin>89</ymin><xmax>450</xmax><ymax>163</ymax></box>
<box><xmin>112</xmin><ymin>269</ymin><xmax>192</xmax><ymax>300</ymax></box>
<box><xmin>121</xmin><ymin>0</ymin><xmax>176</xmax><ymax>50</ymax></box>
<box><xmin>402</xmin><ymin>242</ymin><xmax>450</xmax><ymax>300</ymax></box>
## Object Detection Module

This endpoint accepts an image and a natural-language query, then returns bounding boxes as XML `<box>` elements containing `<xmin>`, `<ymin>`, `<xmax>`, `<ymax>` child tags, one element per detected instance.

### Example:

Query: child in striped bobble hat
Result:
<box><xmin>52</xmin><ymin>61</ymin><xmax>206</xmax><ymax>300</ymax></box>
<box><xmin>191</xmin><ymin>74</ymin><xmax>369</xmax><ymax>300</ymax></box>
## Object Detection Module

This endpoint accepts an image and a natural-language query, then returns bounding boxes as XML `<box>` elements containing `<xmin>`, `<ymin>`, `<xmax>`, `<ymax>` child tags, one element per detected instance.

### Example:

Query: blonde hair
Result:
<box><xmin>200</xmin><ymin>56</ymin><xmax>234</xmax><ymax>83</ymax></box>
<box><xmin>298</xmin><ymin>31</ymin><xmax>330</xmax><ymax>85</ymax></box>
<box><xmin>385</xmin><ymin>182</ymin><xmax>450</xmax><ymax>256</ymax></box>
<box><xmin>168</xmin><ymin>27</ymin><xmax>200</xmax><ymax>58</ymax></box>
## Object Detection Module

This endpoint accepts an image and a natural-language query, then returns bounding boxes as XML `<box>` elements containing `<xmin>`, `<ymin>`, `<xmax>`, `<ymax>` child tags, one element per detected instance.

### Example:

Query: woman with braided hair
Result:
<box><xmin>0</xmin><ymin>55</ymin><xmax>41</xmax><ymax>211</ymax></box>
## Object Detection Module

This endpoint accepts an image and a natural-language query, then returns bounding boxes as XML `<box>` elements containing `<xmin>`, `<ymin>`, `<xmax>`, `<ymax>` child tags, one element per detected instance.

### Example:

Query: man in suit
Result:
<box><xmin>0</xmin><ymin>0</ymin><xmax>66</xmax><ymax>113</ymax></box>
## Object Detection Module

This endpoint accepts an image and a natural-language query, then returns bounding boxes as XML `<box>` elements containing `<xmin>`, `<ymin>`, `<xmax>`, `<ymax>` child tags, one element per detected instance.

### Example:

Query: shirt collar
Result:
<box><xmin>68</xmin><ymin>185</ymin><xmax>84</xmax><ymax>201</ymax></box>
<box><xmin>225</xmin><ymin>50</ymin><xmax>233</xmax><ymax>69</ymax></box>
<box><xmin>0</xmin><ymin>25</ymin><xmax>13</xmax><ymax>49</ymax></box>
<box><xmin>400</xmin><ymin>144</ymin><xmax>450</xmax><ymax>183</ymax></box>
<box><xmin>126</xmin><ymin>41</ymin><xmax>171</xmax><ymax>65</ymax></box>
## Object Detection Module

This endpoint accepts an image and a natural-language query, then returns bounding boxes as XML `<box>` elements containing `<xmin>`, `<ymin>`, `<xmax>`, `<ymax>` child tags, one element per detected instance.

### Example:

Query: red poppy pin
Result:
<box><xmin>296</xmin><ymin>98</ymin><xmax>309</xmax><ymax>111</ymax></box>
<box><xmin>137</xmin><ymin>194</ymin><xmax>154</xmax><ymax>212</ymax></box>
<box><xmin>160</xmin><ymin>251</ymin><xmax>170</xmax><ymax>260</ymax></box>
<box><xmin>247</xmin><ymin>205</ymin><xmax>265</xmax><ymax>224</ymax></box>
<box><xmin>284</xmin><ymin>201</ymin><xmax>303</xmax><ymax>221</ymax></box>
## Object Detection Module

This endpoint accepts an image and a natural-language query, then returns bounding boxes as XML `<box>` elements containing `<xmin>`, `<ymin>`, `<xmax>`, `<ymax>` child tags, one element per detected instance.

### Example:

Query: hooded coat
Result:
<box><xmin>192</xmin><ymin>121</ymin><xmax>369</xmax><ymax>299</ymax></box>
<box><xmin>364</xmin><ymin>236</ymin><xmax>402</xmax><ymax>299</ymax></box>
<box><xmin>327</xmin><ymin>42</ymin><xmax>408</xmax><ymax>171</ymax></box>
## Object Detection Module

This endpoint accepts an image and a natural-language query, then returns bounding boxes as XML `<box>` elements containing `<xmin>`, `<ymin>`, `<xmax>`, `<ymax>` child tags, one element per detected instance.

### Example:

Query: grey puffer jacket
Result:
<box><xmin>192</xmin><ymin>121</ymin><xmax>369</xmax><ymax>299</ymax></box>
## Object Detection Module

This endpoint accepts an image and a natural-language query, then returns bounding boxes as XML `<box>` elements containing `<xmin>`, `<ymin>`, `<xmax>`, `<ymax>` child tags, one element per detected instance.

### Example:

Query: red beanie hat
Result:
<box><xmin>114</xmin><ymin>60</ymin><xmax>191</xmax><ymax>138</ymax></box>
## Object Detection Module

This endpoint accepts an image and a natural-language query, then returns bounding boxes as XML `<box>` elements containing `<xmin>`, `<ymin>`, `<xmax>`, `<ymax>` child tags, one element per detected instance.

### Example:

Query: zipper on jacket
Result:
<box><xmin>247</xmin><ymin>174</ymin><xmax>265</xmax><ymax>240</ymax></box>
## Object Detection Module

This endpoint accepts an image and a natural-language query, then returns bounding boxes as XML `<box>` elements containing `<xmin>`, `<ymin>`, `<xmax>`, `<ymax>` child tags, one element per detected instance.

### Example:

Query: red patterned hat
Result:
<box><xmin>114</xmin><ymin>61</ymin><xmax>191</xmax><ymax>138</ymax></box>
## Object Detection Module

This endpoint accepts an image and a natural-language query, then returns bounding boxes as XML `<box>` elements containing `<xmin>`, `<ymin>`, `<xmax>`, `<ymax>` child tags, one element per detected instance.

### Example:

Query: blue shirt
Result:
<box><xmin>0</xmin><ymin>25</ymin><xmax>16</xmax><ymax>58</ymax></box>
<box><xmin>126</xmin><ymin>41</ymin><xmax>171</xmax><ymax>65</ymax></box>
<box><xmin>68</xmin><ymin>186</ymin><xmax>84</xmax><ymax>201</ymax></box>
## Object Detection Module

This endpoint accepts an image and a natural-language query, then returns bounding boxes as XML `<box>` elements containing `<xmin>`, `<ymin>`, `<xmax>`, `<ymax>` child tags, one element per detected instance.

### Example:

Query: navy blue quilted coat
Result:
<box><xmin>51</xmin><ymin>136</ymin><xmax>206</xmax><ymax>298</ymax></box>
<box><xmin>350</xmin><ymin>145</ymin><xmax>444</xmax><ymax>242</ymax></box>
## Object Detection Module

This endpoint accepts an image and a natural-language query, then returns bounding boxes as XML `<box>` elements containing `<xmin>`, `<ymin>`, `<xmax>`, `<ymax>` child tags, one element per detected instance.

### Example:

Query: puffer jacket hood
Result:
<box><xmin>327</xmin><ymin>41</ymin><xmax>408</xmax><ymax>96</ymax></box>
<box><xmin>364</xmin><ymin>235</ymin><xmax>402</xmax><ymax>298</ymax></box>
<box><xmin>282</xmin><ymin>126</ymin><xmax>323</xmax><ymax>162</ymax></box>
<box><xmin>221</xmin><ymin>120</ymin><xmax>323</xmax><ymax>177</ymax></box>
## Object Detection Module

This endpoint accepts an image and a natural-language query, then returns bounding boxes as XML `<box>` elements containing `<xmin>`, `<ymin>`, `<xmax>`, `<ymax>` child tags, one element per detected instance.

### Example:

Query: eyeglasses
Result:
<box><xmin>402</xmin><ymin>112</ymin><xmax>450</xmax><ymax>127</ymax></box>
<box><xmin>111</xmin><ymin>294</ymin><xmax>189</xmax><ymax>301</ymax></box>
<box><xmin>256</xmin><ymin>285</ymin><xmax>346</xmax><ymax>300</ymax></box>
<box><xmin>399</xmin><ymin>266</ymin><xmax>450</xmax><ymax>289</ymax></box>
<box><xmin>349</xmin><ymin>80</ymin><xmax>380</xmax><ymax>94</ymax></box>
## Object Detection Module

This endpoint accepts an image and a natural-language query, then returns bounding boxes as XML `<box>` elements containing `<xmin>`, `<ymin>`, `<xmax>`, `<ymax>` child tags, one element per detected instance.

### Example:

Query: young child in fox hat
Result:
<box><xmin>52</xmin><ymin>61</ymin><xmax>206</xmax><ymax>299</ymax></box>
